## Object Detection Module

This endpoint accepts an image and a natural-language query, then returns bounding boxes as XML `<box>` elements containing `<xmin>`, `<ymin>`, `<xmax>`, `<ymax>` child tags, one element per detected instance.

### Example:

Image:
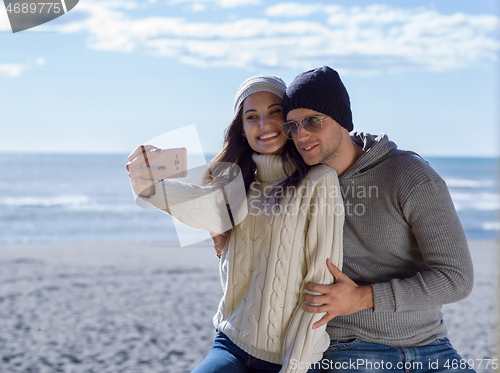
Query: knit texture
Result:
<box><xmin>325</xmin><ymin>132</ymin><xmax>474</xmax><ymax>347</ymax></box>
<box><xmin>144</xmin><ymin>154</ymin><xmax>344</xmax><ymax>373</ymax></box>
<box><xmin>233</xmin><ymin>75</ymin><xmax>287</xmax><ymax>114</ymax></box>
<box><xmin>283</xmin><ymin>66</ymin><xmax>353</xmax><ymax>132</ymax></box>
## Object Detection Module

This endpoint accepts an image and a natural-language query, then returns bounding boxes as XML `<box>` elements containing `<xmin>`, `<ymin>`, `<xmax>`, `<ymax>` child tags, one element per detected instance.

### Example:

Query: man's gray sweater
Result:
<box><xmin>325</xmin><ymin>132</ymin><xmax>474</xmax><ymax>347</ymax></box>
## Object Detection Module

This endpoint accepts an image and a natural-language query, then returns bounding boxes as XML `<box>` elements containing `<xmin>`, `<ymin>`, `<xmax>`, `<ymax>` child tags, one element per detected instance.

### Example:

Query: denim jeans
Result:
<box><xmin>192</xmin><ymin>331</ymin><xmax>321</xmax><ymax>373</ymax></box>
<box><xmin>321</xmin><ymin>338</ymin><xmax>477</xmax><ymax>373</ymax></box>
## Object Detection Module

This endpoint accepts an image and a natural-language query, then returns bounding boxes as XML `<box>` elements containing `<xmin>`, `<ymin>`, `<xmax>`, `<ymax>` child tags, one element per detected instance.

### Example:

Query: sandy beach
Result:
<box><xmin>0</xmin><ymin>240</ymin><xmax>497</xmax><ymax>373</ymax></box>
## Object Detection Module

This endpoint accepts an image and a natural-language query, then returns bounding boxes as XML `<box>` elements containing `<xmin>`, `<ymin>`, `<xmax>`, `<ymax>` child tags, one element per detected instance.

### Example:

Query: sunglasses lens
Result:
<box><xmin>303</xmin><ymin>116</ymin><xmax>323</xmax><ymax>132</ymax></box>
<box><xmin>282</xmin><ymin>122</ymin><xmax>297</xmax><ymax>138</ymax></box>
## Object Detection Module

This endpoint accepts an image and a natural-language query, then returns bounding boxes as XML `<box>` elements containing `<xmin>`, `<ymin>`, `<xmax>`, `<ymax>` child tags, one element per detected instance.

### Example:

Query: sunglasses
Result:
<box><xmin>282</xmin><ymin>115</ymin><xmax>329</xmax><ymax>139</ymax></box>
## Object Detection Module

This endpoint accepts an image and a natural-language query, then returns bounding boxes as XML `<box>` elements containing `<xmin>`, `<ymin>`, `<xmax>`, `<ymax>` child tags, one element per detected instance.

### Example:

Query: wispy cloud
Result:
<box><xmin>266</xmin><ymin>3</ymin><xmax>334</xmax><ymax>17</ymax></box>
<box><xmin>40</xmin><ymin>1</ymin><xmax>500</xmax><ymax>75</ymax></box>
<box><xmin>0</xmin><ymin>58</ymin><xmax>47</xmax><ymax>78</ymax></box>
<box><xmin>169</xmin><ymin>0</ymin><xmax>261</xmax><ymax>9</ymax></box>
<box><xmin>0</xmin><ymin>64</ymin><xmax>25</xmax><ymax>77</ymax></box>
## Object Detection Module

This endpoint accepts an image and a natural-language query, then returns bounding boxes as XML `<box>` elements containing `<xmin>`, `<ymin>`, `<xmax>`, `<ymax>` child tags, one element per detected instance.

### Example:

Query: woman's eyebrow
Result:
<box><xmin>244</xmin><ymin>103</ymin><xmax>282</xmax><ymax>115</ymax></box>
<box><xmin>268</xmin><ymin>103</ymin><xmax>282</xmax><ymax>109</ymax></box>
<box><xmin>243</xmin><ymin>109</ymin><xmax>257</xmax><ymax>115</ymax></box>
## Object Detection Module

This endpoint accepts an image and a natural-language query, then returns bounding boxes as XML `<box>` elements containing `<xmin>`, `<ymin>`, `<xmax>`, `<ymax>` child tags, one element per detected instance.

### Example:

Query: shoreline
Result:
<box><xmin>0</xmin><ymin>239</ymin><xmax>496</xmax><ymax>253</ymax></box>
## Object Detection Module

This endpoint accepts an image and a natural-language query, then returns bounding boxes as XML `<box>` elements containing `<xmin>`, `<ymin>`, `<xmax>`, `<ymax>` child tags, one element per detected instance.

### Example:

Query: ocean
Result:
<box><xmin>0</xmin><ymin>154</ymin><xmax>498</xmax><ymax>244</ymax></box>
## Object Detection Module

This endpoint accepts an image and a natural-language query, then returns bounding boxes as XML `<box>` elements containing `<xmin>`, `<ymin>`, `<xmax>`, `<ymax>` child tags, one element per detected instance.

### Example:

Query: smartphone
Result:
<box><xmin>144</xmin><ymin>147</ymin><xmax>188</xmax><ymax>179</ymax></box>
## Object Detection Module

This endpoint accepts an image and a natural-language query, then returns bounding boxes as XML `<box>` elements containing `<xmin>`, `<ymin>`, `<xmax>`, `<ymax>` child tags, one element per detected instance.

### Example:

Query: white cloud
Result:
<box><xmin>170</xmin><ymin>0</ymin><xmax>260</xmax><ymax>9</ymax></box>
<box><xmin>36</xmin><ymin>57</ymin><xmax>47</xmax><ymax>66</ymax></box>
<box><xmin>39</xmin><ymin>1</ymin><xmax>500</xmax><ymax>75</ymax></box>
<box><xmin>0</xmin><ymin>58</ymin><xmax>47</xmax><ymax>78</ymax></box>
<box><xmin>93</xmin><ymin>0</ymin><xmax>139</xmax><ymax>10</ymax></box>
<box><xmin>266</xmin><ymin>3</ymin><xmax>340</xmax><ymax>17</ymax></box>
<box><xmin>0</xmin><ymin>64</ymin><xmax>25</xmax><ymax>77</ymax></box>
<box><xmin>218</xmin><ymin>0</ymin><xmax>260</xmax><ymax>8</ymax></box>
<box><xmin>191</xmin><ymin>3</ymin><xmax>206</xmax><ymax>12</ymax></box>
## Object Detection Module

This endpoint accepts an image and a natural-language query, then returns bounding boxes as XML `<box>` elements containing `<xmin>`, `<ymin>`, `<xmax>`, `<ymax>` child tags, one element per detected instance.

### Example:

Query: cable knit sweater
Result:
<box><xmin>142</xmin><ymin>154</ymin><xmax>344</xmax><ymax>373</ymax></box>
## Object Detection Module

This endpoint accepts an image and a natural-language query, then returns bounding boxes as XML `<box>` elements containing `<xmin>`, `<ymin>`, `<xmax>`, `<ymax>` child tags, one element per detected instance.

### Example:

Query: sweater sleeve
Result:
<box><xmin>280</xmin><ymin>171</ymin><xmax>344</xmax><ymax>373</ymax></box>
<box><xmin>371</xmin><ymin>179</ymin><xmax>474</xmax><ymax>312</ymax></box>
<box><xmin>138</xmin><ymin>179</ymin><xmax>236</xmax><ymax>234</ymax></box>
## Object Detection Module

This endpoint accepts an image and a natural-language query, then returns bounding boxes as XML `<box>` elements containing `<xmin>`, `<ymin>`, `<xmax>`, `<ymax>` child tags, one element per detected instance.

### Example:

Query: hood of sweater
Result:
<box><xmin>252</xmin><ymin>153</ymin><xmax>290</xmax><ymax>183</ymax></box>
<box><xmin>340</xmin><ymin>132</ymin><xmax>401</xmax><ymax>179</ymax></box>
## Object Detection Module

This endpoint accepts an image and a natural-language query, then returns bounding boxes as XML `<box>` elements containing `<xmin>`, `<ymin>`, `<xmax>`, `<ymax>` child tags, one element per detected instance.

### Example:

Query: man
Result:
<box><xmin>281</xmin><ymin>66</ymin><xmax>475</xmax><ymax>372</ymax></box>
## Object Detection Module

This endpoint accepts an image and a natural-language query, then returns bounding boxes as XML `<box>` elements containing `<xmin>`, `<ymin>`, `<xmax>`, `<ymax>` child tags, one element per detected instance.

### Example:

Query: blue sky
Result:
<box><xmin>0</xmin><ymin>0</ymin><xmax>499</xmax><ymax>157</ymax></box>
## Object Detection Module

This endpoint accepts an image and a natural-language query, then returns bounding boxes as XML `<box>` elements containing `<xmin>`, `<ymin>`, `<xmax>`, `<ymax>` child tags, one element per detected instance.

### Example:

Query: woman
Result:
<box><xmin>126</xmin><ymin>75</ymin><xmax>344</xmax><ymax>373</ymax></box>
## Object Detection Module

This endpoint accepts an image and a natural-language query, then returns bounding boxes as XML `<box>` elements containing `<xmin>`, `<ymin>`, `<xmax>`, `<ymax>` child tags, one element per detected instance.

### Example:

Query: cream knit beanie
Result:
<box><xmin>233</xmin><ymin>75</ymin><xmax>287</xmax><ymax>115</ymax></box>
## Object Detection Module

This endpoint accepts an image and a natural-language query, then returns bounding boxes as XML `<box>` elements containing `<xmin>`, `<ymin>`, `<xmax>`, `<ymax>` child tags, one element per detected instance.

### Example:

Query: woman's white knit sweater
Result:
<box><xmin>143</xmin><ymin>154</ymin><xmax>344</xmax><ymax>373</ymax></box>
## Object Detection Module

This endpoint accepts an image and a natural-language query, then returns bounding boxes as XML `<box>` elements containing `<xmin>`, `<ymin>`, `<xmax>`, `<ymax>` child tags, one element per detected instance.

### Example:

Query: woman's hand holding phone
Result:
<box><xmin>126</xmin><ymin>145</ymin><xmax>188</xmax><ymax>197</ymax></box>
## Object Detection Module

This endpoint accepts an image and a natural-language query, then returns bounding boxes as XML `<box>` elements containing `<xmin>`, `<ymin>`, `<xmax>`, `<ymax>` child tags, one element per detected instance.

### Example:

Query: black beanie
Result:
<box><xmin>283</xmin><ymin>66</ymin><xmax>353</xmax><ymax>132</ymax></box>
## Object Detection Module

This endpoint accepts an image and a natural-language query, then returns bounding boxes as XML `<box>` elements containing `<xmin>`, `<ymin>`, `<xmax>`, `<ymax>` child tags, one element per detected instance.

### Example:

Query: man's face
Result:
<box><xmin>287</xmin><ymin>108</ymin><xmax>344</xmax><ymax>167</ymax></box>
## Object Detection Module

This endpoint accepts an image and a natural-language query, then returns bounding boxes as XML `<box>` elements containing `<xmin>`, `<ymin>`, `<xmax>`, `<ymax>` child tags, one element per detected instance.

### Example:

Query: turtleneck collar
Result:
<box><xmin>252</xmin><ymin>153</ymin><xmax>291</xmax><ymax>183</ymax></box>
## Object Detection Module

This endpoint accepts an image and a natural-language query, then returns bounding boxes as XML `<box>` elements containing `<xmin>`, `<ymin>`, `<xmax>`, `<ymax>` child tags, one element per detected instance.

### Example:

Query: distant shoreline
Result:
<box><xmin>0</xmin><ymin>239</ymin><xmax>497</xmax><ymax>248</ymax></box>
<box><xmin>0</xmin><ymin>152</ymin><xmax>499</xmax><ymax>159</ymax></box>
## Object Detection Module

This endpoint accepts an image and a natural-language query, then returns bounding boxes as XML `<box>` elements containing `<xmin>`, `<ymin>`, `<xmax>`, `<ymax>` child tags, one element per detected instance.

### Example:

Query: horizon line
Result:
<box><xmin>0</xmin><ymin>151</ymin><xmax>498</xmax><ymax>159</ymax></box>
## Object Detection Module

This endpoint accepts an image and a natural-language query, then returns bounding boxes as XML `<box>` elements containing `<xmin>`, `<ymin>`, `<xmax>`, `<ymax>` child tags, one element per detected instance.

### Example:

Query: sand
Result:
<box><xmin>0</xmin><ymin>240</ymin><xmax>497</xmax><ymax>373</ymax></box>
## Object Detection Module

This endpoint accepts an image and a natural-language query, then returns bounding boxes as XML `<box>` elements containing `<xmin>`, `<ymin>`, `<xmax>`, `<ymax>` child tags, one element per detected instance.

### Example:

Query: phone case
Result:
<box><xmin>146</xmin><ymin>147</ymin><xmax>188</xmax><ymax>179</ymax></box>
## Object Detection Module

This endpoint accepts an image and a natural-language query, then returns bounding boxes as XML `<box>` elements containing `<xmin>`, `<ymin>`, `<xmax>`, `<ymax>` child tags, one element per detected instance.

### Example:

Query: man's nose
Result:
<box><xmin>296</xmin><ymin>123</ymin><xmax>310</xmax><ymax>140</ymax></box>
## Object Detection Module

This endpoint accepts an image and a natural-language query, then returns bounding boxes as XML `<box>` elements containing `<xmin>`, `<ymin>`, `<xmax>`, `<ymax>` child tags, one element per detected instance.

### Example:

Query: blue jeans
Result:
<box><xmin>321</xmin><ymin>338</ymin><xmax>477</xmax><ymax>373</ymax></box>
<box><xmin>192</xmin><ymin>331</ymin><xmax>321</xmax><ymax>373</ymax></box>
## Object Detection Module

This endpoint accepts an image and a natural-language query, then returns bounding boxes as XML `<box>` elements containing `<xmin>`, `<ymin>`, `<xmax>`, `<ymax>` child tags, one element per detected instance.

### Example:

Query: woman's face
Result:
<box><xmin>242</xmin><ymin>91</ymin><xmax>287</xmax><ymax>155</ymax></box>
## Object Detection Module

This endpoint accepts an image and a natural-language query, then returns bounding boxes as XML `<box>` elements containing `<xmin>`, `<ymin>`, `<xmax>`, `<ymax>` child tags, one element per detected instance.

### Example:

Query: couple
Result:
<box><xmin>127</xmin><ymin>66</ymin><xmax>475</xmax><ymax>373</ymax></box>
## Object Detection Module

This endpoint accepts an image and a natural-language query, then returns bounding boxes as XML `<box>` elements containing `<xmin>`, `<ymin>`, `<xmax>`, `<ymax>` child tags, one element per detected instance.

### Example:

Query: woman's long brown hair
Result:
<box><xmin>202</xmin><ymin>105</ymin><xmax>311</xmax><ymax>255</ymax></box>
<box><xmin>201</xmin><ymin>106</ymin><xmax>311</xmax><ymax>204</ymax></box>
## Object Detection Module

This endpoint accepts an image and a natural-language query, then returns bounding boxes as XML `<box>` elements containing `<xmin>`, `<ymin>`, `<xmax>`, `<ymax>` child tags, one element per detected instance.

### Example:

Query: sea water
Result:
<box><xmin>0</xmin><ymin>154</ymin><xmax>498</xmax><ymax>244</ymax></box>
